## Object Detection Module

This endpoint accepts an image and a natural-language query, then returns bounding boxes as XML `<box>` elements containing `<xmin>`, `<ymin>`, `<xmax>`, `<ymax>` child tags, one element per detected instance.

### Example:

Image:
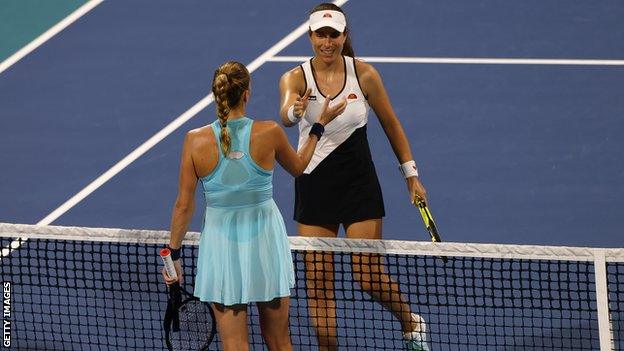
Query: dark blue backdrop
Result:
<box><xmin>1</xmin><ymin>0</ymin><xmax>623</xmax><ymax>247</ymax></box>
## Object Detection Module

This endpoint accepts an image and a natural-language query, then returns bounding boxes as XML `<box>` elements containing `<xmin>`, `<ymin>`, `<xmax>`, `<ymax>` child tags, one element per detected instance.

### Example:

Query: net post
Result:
<box><xmin>594</xmin><ymin>249</ymin><xmax>613</xmax><ymax>351</ymax></box>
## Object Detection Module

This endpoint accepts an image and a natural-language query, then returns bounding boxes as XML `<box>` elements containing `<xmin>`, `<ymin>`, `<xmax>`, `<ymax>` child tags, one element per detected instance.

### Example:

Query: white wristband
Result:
<box><xmin>399</xmin><ymin>160</ymin><xmax>419</xmax><ymax>178</ymax></box>
<box><xmin>287</xmin><ymin>105</ymin><xmax>301</xmax><ymax>124</ymax></box>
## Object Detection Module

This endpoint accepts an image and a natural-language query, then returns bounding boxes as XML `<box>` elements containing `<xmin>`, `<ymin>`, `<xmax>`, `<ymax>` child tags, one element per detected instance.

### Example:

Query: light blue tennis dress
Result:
<box><xmin>193</xmin><ymin>117</ymin><xmax>295</xmax><ymax>306</ymax></box>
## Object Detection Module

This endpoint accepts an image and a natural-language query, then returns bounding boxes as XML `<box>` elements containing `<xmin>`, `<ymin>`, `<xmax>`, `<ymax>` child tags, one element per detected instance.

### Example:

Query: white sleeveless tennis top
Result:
<box><xmin>297</xmin><ymin>56</ymin><xmax>370</xmax><ymax>174</ymax></box>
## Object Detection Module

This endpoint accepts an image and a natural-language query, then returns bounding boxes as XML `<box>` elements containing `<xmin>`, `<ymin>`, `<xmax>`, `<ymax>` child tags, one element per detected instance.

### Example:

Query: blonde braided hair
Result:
<box><xmin>211</xmin><ymin>61</ymin><xmax>250</xmax><ymax>155</ymax></box>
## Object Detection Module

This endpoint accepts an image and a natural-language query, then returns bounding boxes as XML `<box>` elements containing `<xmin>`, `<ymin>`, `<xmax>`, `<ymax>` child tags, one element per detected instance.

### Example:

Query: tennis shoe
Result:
<box><xmin>403</xmin><ymin>313</ymin><xmax>429</xmax><ymax>351</ymax></box>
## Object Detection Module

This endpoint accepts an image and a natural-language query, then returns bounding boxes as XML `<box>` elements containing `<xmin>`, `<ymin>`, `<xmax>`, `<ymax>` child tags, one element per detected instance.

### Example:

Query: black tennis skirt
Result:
<box><xmin>294</xmin><ymin>125</ymin><xmax>385</xmax><ymax>225</ymax></box>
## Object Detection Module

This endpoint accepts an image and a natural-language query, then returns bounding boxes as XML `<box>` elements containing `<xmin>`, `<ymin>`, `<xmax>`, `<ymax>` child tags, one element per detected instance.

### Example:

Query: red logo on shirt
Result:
<box><xmin>347</xmin><ymin>93</ymin><xmax>357</xmax><ymax>100</ymax></box>
<box><xmin>323</xmin><ymin>12</ymin><xmax>333</xmax><ymax>18</ymax></box>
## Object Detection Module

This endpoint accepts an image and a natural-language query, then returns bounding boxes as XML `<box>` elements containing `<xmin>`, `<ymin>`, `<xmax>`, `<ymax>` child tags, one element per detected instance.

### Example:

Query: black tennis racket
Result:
<box><xmin>414</xmin><ymin>195</ymin><xmax>448</xmax><ymax>263</ymax></box>
<box><xmin>161</xmin><ymin>249</ymin><xmax>216</xmax><ymax>351</ymax></box>
<box><xmin>414</xmin><ymin>195</ymin><xmax>441</xmax><ymax>242</ymax></box>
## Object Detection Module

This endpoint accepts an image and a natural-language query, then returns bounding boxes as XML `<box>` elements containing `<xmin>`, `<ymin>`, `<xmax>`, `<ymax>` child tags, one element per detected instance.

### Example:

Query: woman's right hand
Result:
<box><xmin>318</xmin><ymin>96</ymin><xmax>348</xmax><ymax>126</ymax></box>
<box><xmin>162</xmin><ymin>259</ymin><xmax>183</xmax><ymax>285</ymax></box>
<box><xmin>293</xmin><ymin>88</ymin><xmax>312</xmax><ymax>118</ymax></box>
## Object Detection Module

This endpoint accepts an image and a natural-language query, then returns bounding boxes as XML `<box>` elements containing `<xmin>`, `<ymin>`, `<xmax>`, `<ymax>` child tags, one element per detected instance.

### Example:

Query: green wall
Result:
<box><xmin>0</xmin><ymin>0</ymin><xmax>89</xmax><ymax>62</ymax></box>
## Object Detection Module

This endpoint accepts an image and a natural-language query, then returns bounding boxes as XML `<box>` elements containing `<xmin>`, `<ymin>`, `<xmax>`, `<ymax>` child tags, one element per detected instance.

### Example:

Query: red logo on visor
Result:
<box><xmin>323</xmin><ymin>12</ymin><xmax>333</xmax><ymax>18</ymax></box>
<box><xmin>347</xmin><ymin>93</ymin><xmax>357</xmax><ymax>100</ymax></box>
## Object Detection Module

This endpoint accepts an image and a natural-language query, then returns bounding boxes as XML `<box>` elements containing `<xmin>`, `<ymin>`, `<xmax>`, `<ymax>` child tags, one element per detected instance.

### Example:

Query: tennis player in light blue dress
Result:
<box><xmin>194</xmin><ymin>116</ymin><xmax>295</xmax><ymax>305</ymax></box>
<box><xmin>163</xmin><ymin>61</ymin><xmax>346</xmax><ymax>351</ymax></box>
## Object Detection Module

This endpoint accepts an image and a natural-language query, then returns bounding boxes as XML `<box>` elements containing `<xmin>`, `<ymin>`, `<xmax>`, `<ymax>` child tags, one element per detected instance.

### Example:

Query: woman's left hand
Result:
<box><xmin>162</xmin><ymin>259</ymin><xmax>184</xmax><ymax>285</ymax></box>
<box><xmin>407</xmin><ymin>176</ymin><xmax>427</xmax><ymax>204</ymax></box>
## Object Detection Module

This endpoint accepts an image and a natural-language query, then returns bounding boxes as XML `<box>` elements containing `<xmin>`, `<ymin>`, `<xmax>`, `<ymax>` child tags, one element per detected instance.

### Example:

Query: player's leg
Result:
<box><xmin>257</xmin><ymin>297</ymin><xmax>293</xmax><ymax>351</ymax></box>
<box><xmin>212</xmin><ymin>303</ymin><xmax>250</xmax><ymax>351</ymax></box>
<box><xmin>345</xmin><ymin>219</ymin><xmax>428</xmax><ymax>350</ymax></box>
<box><xmin>299</xmin><ymin>223</ymin><xmax>339</xmax><ymax>351</ymax></box>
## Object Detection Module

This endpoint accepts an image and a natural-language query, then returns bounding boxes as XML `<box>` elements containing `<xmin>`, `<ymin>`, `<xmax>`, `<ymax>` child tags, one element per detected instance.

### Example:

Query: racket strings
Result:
<box><xmin>170</xmin><ymin>300</ymin><xmax>213</xmax><ymax>350</ymax></box>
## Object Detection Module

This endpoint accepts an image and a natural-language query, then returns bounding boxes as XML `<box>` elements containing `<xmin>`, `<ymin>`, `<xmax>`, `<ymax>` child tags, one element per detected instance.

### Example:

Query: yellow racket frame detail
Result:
<box><xmin>414</xmin><ymin>195</ymin><xmax>442</xmax><ymax>243</ymax></box>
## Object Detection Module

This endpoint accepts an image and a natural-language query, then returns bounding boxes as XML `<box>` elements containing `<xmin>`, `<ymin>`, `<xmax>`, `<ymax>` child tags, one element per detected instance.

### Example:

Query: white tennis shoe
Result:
<box><xmin>403</xmin><ymin>313</ymin><xmax>430</xmax><ymax>351</ymax></box>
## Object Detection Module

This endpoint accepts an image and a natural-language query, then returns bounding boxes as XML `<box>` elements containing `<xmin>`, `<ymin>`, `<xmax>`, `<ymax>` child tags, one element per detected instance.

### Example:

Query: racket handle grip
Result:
<box><xmin>160</xmin><ymin>248</ymin><xmax>178</xmax><ymax>280</ymax></box>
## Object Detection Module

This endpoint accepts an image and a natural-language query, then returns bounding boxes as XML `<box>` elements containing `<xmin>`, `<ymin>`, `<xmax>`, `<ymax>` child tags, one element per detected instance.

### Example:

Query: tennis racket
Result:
<box><xmin>161</xmin><ymin>249</ymin><xmax>216</xmax><ymax>351</ymax></box>
<box><xmin>414</xmin><ymin>195</ymin><xmax>448</xmax><ymax>263</ymax></box>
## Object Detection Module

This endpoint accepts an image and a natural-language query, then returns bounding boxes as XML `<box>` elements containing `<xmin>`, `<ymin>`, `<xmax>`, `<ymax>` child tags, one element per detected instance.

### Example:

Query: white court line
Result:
<box><xmin>1</xmin><ymin>0</ymin><xmax>348</xmax><ymax>260</ymax></box>
<box><xmin>269</xmin><ymin>56</ymin><xmax>624</xmax><ymax>66</ymax></box>
<box><xmin>0</xmin><ymin>0</ymin><xmax>104</xmax><ymax>75</ymax></box>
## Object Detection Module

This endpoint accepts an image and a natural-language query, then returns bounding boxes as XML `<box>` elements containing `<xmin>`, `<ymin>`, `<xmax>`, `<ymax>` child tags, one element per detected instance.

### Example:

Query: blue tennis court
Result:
<box><xmin>1</xmin><ymin>0</ymin><xmax>623</xmax><ymax>246</ymax></box>
<box><xmin>1</xmin><ymin>1</ymin><xmax>623</xmax><ymax>350</ymax></box>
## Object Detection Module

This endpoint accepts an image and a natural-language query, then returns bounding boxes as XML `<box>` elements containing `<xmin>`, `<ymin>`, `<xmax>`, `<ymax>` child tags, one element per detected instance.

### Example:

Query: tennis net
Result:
<box><xmin>1</xmin><ymin>222</ymin><xmax>622</xmax><ymax>350</ymax></box>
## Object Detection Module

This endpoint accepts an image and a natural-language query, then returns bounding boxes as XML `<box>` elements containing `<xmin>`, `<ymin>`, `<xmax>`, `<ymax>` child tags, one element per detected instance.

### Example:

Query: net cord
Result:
<box><xmin>1</xmin><ymin>222</ymin><xmax>623</xmax><ymax>262</ymax></box>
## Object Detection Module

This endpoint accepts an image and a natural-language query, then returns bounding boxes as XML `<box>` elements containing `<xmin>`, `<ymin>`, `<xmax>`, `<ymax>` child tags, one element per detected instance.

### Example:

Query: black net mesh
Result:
<box><xmin>608</xmin><ymin>262</ymin><xmax>623</xmax><ymax>350</ymax></box>
<box><xmin>1</xmin><ymin>224</ymin><xmax>622</xmax><ymax>350</ymax></box>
